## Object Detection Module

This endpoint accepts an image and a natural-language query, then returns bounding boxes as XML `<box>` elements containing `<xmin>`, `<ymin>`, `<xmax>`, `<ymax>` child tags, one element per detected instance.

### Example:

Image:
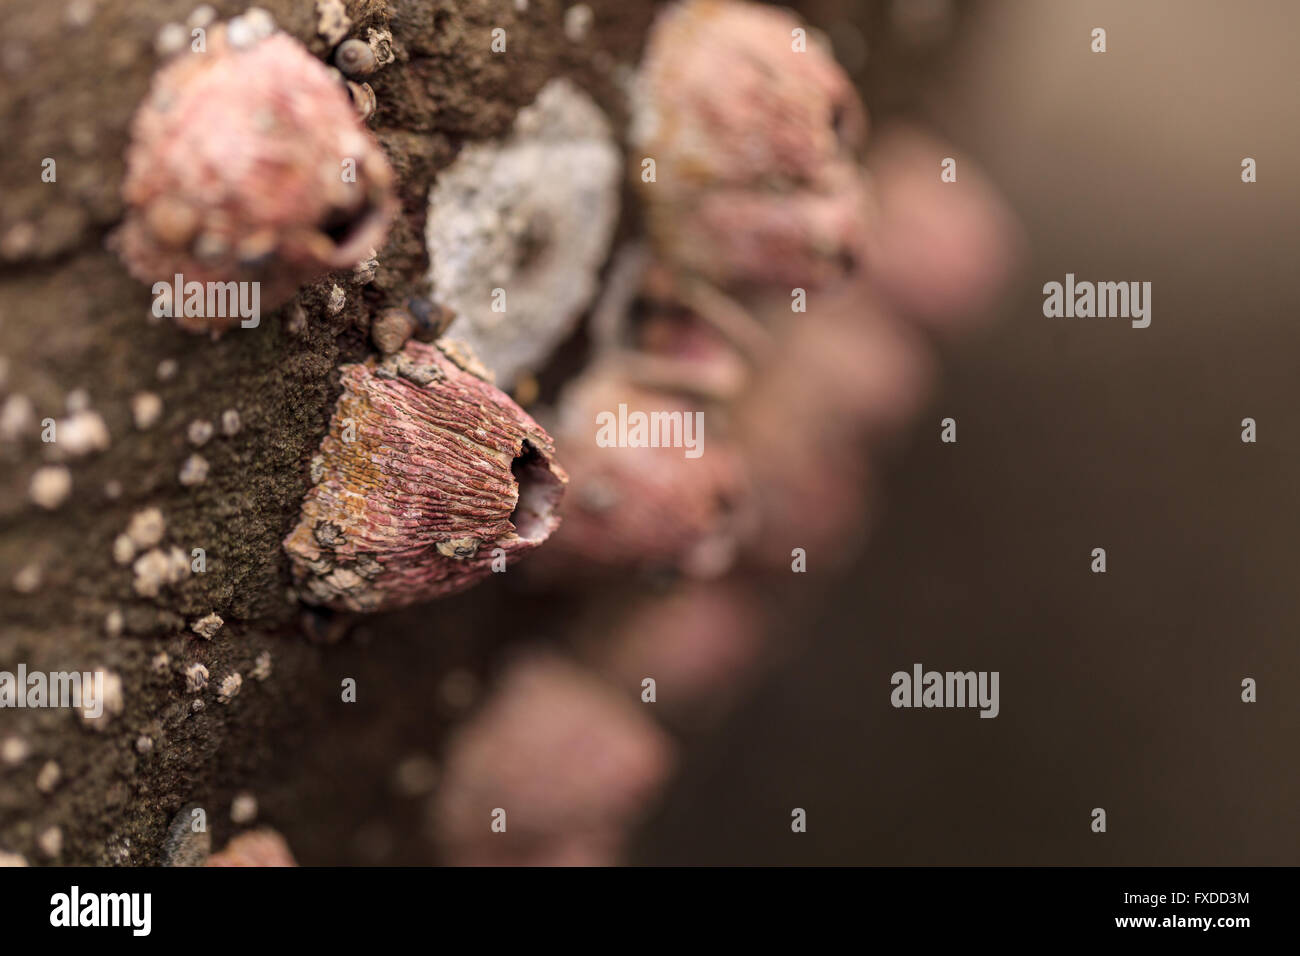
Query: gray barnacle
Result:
<box><xmin>377</xmin><ymin>351</ymin><xmax>445</xmax><ymax>387</ymax></box>
<box><xmin>163</xmin><ymin>804</ymin><xmax>211</xmax><ymax>866</ymax></box>
<box><xmin>314</xmin><ymin>521</ymin><xmax>346</xmax><ymax>548</ymax></box>
<box><xmin>334</xmin><ymin>39</ymin><xmax>376</xmax><ymax>77</ymax></box>
<box><xmin>366</xmin><ymin>28</ymin><xmax>395</xmax><ymax>68</ymax></box>
<box><xmin>436</xmin><ymin>538</ymin><xmax>481</xmax><ymax>560</ymax></box>
<box><xmin>424</xmin><ymin>78</ymin><xmax>620</xmax><ymax>387</ymax></box>
<box><xmin>347</xmin><ymin>81</ymin><xmax>377</xmax><ymax>121</ymax></box>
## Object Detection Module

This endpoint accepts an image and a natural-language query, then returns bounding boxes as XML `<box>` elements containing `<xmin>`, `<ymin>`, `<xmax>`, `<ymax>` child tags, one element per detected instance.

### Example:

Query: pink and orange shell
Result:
<box><xmin>535</xmin><ymin>367</ymin><xmax>753</xmax><ymax>581</ymax></box>
<box><xmin>115</xmin><ymin>25</ymin><xmax>396</xmax><ymax>330</ymax></box>
<box><xmin>633</xmin><ymin>0</ymin><xmax>871</xmax><ymax>289</ymax></box>
<box><xmin>284</xmin><ymin>341</ymin><xmax>567</xmax><ymax>612</ymax></box>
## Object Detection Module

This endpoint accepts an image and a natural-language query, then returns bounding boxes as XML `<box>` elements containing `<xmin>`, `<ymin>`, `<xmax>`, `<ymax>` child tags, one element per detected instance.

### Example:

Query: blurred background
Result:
<box><xmin>632</xmin><ymin>0</ymin><xmax>1300</xmax><ymax>864</ymax></box>
<box><xmin>2</xmin><ymin>0</ymin><xmax>1296</xmax><ymax>867</ymax></box>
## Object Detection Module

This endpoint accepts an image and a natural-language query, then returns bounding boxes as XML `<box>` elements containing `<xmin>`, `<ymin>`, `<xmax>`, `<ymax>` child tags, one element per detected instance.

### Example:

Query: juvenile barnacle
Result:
<box><xmin>184</xmin><ymin>663</ymin><xmax>209</xmax><ymax>693</ymax></box>
<box><xmin>114</xmin><ymin>20</ymin><xmax>397</xmax><ymax>330</ymax></box>
<box><xmin>283</xmin><ymin>340</ymin><xmax>568</xmax><ymax>612</ymax></box>
<box><xmin>334</xmin><ymin>38</ymin><xmax>376</xmax><ymax>77</ymax></box>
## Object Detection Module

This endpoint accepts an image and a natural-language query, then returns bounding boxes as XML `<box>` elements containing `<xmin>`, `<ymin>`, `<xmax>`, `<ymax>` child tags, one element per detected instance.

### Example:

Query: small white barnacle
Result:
<box><xmin>191</xmin><ymin>612</ymin><xmax>223</xmax><ymax>640</ymax></box>
<box><xmin>251</xmin><ymin>651</ymin><xmax>272</xmax><ymax>681</ymax></box>
<box><xmin>217</xmin><ymin>672</ymin><xmax>243</xmax><ymax>704</ymax></box>
<box><xmin>79</xmin><ymin>671</ymin><xmax>124</xmax><ymax>731</ymax></box>
<box><xmin>230</xmin><ymin>791</ymin><xmax>258</xmax><ymax>824</ymax></box>
<box><xmin>184</xmin><ymin>663</ymin><xmax>210</xmax><ymax>693</ymax></box>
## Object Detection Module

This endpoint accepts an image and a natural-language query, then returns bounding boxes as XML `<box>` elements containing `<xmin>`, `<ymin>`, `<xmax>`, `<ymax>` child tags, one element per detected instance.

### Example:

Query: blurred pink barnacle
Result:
<box><xmin>432</xmin><ymin>652</ymin><xmax>675</xmax><ymax>866</ymax></box>
<box><xmin>283</xmin><ymin>341</ymin><xmax>568</xmax><ymax>612</ymax></box>
<box><xmin>114</xmin><ymin>23</ymin><xmax>397</xmax><ymax>332</ymax></box>
<box><xmin>631</xmin><ymin>0</ymin><xmax>871</xmax><ymax>289</ymax></box>
<box><xmin>206</xmin><ymin>828</ymin><xmax>297</xmax><ymax>867</ymax></box>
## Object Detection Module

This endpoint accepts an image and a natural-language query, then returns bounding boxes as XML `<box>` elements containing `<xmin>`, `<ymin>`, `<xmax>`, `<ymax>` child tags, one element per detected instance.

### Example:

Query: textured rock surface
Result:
<box><xmin>0</xmin><ymin>0</ymin><xmax>651</xmax><ymax>866</ymax></box>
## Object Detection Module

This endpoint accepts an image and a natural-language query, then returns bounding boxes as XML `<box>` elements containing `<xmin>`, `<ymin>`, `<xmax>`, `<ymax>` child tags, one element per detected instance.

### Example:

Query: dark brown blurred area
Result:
<box><xmin>633</xmin><ymin>0</ymin><xmax>1300</xmax><ymax>864</ymax></box>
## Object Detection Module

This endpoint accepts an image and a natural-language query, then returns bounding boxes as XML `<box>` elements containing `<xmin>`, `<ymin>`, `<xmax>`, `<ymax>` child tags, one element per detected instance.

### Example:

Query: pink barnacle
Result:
<box><xmin>432</xmin><ymin>652</ymin><xmax>675</xmax><ymax>866</ymax></box>
<box><xmin>532</xmin><ymin>365</ymin><xmax>754</xmax><ymax>581</ymax></box>
<box><xmin>632</xmin><ymin>0</ymin><xmax>871</xmax><ymax>291</ymax></box>
<box><xmin>114</xmin><ymin>23</ymin><xmax>396</xmax><ymax>332</ymax></box>
<box><xmin>283</xmin><ymin>341</ymin><xmax>567</xmax><ymax>611</ymax></box>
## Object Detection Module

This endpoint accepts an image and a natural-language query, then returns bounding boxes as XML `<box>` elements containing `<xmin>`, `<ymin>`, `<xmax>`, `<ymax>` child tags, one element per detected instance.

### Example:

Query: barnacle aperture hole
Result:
<box><xmin>837</xmin><ymin>245</ymin><xmax>861</xmax><ymax>276</ymax></box>
<box><xmin>831</xmin><ymin>101</ymin><xmax>851</xmax><ymax>148</ymax></box>
<box><xmin>512</xmin><ymin>211</ymin><xmax>554</xmax><ymax>275</ymax></box>
<box><xmin>320</xmin><ymin>193</ymin><xmax>384</xmax><ymax>262</ymax></box>
<box><xmin>831</xmin><ymin>96</ymin><xmax>865</xmax><ymax>154</ymax></box>
<box><xmin>510</xmin><ymin>441</ymin><xmax>564</xmax><ymax>541</ymax></box>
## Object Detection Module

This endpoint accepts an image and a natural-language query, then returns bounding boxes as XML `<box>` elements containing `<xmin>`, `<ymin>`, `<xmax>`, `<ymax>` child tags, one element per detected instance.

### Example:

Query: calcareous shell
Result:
<box><xmin>284</xmin><ymin>340</ymin><xmax>567</xmax><ymax>611</ymax></box>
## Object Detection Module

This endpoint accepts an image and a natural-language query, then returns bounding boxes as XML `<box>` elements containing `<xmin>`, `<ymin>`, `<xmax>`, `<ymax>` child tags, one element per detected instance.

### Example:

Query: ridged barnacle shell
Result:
<box><xmin>114</xmin><ymin>23</ymin><xmax>397</xmax><ymax>331</ymax></box>
<box><xmin>284</xmin><ymin>340</ymin><xmax>568</xmax><ymax>611</ymax></box>
<box><xmin>631</xmin><ymin>0</ymin><xmax>871</xmax><ymax>288</ymax></box>
<box><xmin>425</xmin><ymin>78</ymin><xmax>620</xmax><ymax>386</ymax></box>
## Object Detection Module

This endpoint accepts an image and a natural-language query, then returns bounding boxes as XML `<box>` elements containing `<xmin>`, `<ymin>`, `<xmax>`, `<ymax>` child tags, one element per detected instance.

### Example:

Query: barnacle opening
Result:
<box><xmin>512</xmin><ymin>211</ymin><xmax>554</xmax><ymax>275</ymax></box>
<box><xmin>510</xmin><ymin>441</ymin><xmax>563</xmax><ymax>542</ymax></box>
<box><xmin>319</xmin><ymin>194</ymin><xmax>387</xmax><ymax>262</ymax></box>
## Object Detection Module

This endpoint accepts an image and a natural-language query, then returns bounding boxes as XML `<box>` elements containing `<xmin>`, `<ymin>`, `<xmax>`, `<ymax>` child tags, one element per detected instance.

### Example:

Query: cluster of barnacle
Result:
<box><xmin>424</xmin><ymin>0</ymin><xmax>1014</xmax><ymax>866</ymax></box>
<box><xmin>89</xmin><ymin>0</ymin><xmax>1013</xmax><ymax>865</ymax></box>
